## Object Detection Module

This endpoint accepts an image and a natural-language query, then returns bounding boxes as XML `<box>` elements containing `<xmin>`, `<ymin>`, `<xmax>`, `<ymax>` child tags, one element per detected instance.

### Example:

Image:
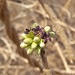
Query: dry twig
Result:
<box><xmin>54</xmin><ymin>42</ymin><xmax>70</xmax><ymax>72</ymax></box>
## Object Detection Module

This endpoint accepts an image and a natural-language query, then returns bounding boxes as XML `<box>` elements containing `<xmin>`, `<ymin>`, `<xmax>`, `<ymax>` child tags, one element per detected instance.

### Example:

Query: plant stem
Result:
<box><xmin>40</xmin><ymin>49</ymin><xmax>49</xmax><ymax>69</ymax></box>
<box><xmin>40</xmin><ymin>49</ymin><xmax>53</xmax><ymax>75</ymax></box>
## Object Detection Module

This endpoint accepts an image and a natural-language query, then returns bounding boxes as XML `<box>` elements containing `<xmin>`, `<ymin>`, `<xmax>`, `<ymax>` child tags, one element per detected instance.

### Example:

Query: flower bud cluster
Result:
<box><xmin>20</xmin><ymin>23</ymin><xmax>55</xmax><ymax>54</ymax></box>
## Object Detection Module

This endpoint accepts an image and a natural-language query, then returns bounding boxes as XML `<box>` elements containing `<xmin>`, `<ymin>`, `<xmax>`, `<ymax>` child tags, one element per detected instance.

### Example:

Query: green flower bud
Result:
<box><xmin>21</xmin><ymin>33</ymin><xmax>27</xmax><ymax>39</ymax></box>
<box><xmin>32</xmin><ymin>23</ymin><xmax>38</xmax><ymax>28</ymax></box>
<box><xmin>24</xmin><ymin>38</ymin><xmax>33</xmax><ymax>44</ymax></box>
<box><xmin>37</xmin><ymin>47</ymin><xmax>41</xmax><ymax>54</ymax></box>
<box><xmin>44</xmin><ymin>26</ymin><xmax>51</xmax><ymax>32</ymax></box>
<box><xmin>20</xmin><ymin>42</ymin><xmax>28</xmax><ymax>48</ymax></box>
<box><xmin>33</xmin><ymin>37</ymin><xmax>40</xmax><ymax>43</ymax></box>
<box><xmin>31</xmin><ymin>42</ymin><xmax>38</xmax><ymax>49</ymax></box>
<box><xmin>50</xmin><ymin>32</ymin><xmax>55</xmax><ymax>37</ymax></box>
<box><xmin>39</xmin><ymin>41</ymin><xmax>45</xmax><ymax>48</ymax></box>
<box><xmin>27</xmin><ymin>48</ymin><xmax>33</xmax><ymax>54</ymax></box>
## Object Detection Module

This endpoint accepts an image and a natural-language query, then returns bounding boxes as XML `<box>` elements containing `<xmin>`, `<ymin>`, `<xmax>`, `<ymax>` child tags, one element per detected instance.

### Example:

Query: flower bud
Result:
<box><xmin>24</xmin><ymin>38</ymin><xmax>33</xmax><ymax>44</ymax></box>
<box><xmin>34</xmin><ymin>37</ymin><xmax>40</xmax><ymax>43</ymax></box>
<box><xmin>32</xmin><ymin>23</ymin><xmax>38</xmax><ymax>28</ymax></box>
<box><xmin>31</xmin><ymin>42</ymin><xmax>38</xmax><ymax>49</ymax></box>
<box><xmin>21</xmin><ymin>33</ymin><xmax>27</xmax><ymax>39</ymax></box>
<box><xmin>39</xmin><ymin>41</ymin><xmax>45</xmax><ymax>48</ymax></box>
<box><xmin>27</xmin><ymin>48</ymin><xmax>33</xmax><ymax>54</ymax></box>
<box><xmin>20</xmin><ymin>42</ymin><xmax>28</xmax><ymax>48</ymax></box>
<box><xmin>44</xmin><ymin>26</ymin><xmax>51</xmax><ymax>32</ymax></box>
<box><xmin>37</xmin><ymin>47</ymin><xmax>41</xmax><ymax>54</ymax></box>
<box><xmin>50</xmin><ymin>32</ymin><xmax>55</xmax><ymax>37</ymax></box>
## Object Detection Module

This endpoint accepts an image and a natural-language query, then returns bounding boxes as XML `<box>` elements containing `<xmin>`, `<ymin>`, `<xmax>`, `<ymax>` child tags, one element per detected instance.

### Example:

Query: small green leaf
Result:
<box><xmin>24</xmin><ymin>38</ymin><xmax>33</xmax><ymax>44</ymax></box>
<box><xmin>27</xmin><ymin>31</ymin><xmax>34</xmax><ymax>38</ymax></box>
